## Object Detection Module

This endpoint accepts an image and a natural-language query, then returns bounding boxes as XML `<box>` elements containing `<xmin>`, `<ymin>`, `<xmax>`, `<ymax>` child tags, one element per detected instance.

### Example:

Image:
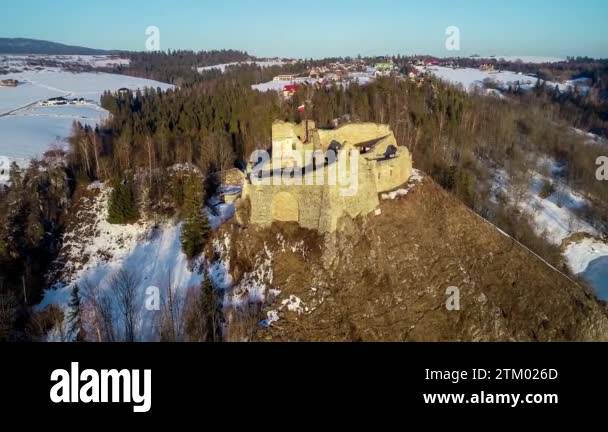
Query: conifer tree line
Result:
<box><xmin>108</xmin><ymin>50</ymin><xmax>308</xmax><ymax>86</ymax></box>
<box><xmin>68</xmin><ymin>67</ymin><xmax>608</xmax><ymax>261</ymax></box>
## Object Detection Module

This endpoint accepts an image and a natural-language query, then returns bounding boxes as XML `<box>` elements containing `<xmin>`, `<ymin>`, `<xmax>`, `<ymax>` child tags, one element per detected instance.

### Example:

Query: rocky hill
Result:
<box><xmin>214</xmin><ymin>176</ymin><xmax>608</xmax><ymax>342</ymax></box>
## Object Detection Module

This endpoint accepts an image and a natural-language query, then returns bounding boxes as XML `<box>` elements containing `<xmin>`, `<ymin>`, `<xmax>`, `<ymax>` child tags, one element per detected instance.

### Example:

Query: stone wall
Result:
<box><xmin>243</xmin><ymin>121</ymin><xmax>413</xmax><ymax>233</ymax></box>
<box><xmin>374</xmin><ymin>151</ymin><xmax>413</xmax><ymax>193</ymax></box>
<box><xmin>244</xmin><ymin>156</ymin><xmax>382</xmax><ymax>233</ymax></box>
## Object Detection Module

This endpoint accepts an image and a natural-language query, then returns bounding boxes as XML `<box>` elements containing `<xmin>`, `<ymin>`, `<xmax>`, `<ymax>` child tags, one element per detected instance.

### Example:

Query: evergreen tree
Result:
<box><xmin>67</xmin><ymin>285</ymin><xmax>85</xmax><ymax>342</ymax></box>
<box><xmin>107</xmin><ymin>178</ymin><xmax>138</xmax><ymax>224</ymax></box>
<box><xmin>180</xmin><ymin>175</ymin><xmax>210</xmax><ymax>258</ymax></box>
<box><xmin>199</xmin><ymin>277</ymin><xmax>222</xmax><ymax>342</ymax></box>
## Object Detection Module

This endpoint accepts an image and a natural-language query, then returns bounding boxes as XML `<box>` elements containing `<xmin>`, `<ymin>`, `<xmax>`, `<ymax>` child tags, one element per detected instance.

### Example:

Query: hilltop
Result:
<box><xmin>213</xmin><ymin>176</ymin><xmax>608</xmax><ymax>342</ymax></box>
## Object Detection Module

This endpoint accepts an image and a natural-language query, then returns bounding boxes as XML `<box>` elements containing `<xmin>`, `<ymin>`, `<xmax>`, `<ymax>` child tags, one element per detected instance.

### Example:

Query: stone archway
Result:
<box><xmin>271</xmin><ymin>191</ymin><xmax>299</xmax><ymax>223</ymax></box>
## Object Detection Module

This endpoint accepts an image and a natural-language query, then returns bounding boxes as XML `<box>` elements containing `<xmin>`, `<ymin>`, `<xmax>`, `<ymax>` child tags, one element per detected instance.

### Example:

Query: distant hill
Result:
<box><xmin>0</xmin><ymin>38</ymin><xmax>113</xmax><ymax>55</ymax></box>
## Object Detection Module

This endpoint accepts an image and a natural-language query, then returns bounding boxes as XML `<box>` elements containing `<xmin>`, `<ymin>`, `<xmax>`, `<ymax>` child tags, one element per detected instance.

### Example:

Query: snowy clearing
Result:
<box><xmin>0</xmin><ymin>69</ymin><xmax>173</xmax><ymax>114</ymax></box>
<box><xmin>0</xmin><ymin>113</ymin><xmax>99</xmax><ymax>158</ymax></box>
<box><xmin>564</xmin><ymin>238</ymin><xmax>608</xmax><ymax>300</ymax></box>
<box><xmin>0</xmin><ymin>54</ymin><xmax>130</xmax><ymax>71</ymax></box>
<box><xmin>418</xmin><ymin>65</ymin><xmax>590</xmax><ymax>95</ymax></box>
<box><xmin>522</xmin><ymin>173</ymin><xmax>598</xmax><ymax>245</ymax></box>
<box><xmin>475</xmin><ymin>56</ymin><xmax>566</xmax><ymax>64</ymax></box>
<box><xmin>491</xmin><ymin>163</ymin><xmax>598</xmax><ymax>246</ymax></box>
<box><xmin>252</xmin><ymin>76</ymin><xmax>317</xmax><ymax>92</ymax></box>
<box><xmin>197</xmin><ymin>59</ymin><xmax>285</xmax><ymax>73</ymax></box>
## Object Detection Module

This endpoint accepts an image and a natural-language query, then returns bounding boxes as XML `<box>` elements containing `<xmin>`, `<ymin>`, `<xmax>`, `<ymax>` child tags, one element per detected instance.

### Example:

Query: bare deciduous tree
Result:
<box><xmin>109</xmin><ymin>269</ymin><xmax>141</xmax><ymax>342</ymax></box>
<box><xmin>82</xmin><ymin>279</ymin><xmax>116</xmax><ymax>342</ymax></box>
<box><xmin>158</xmin><ymin>283</ymin><xmax>187</xmax><ymax>342</ymax></box>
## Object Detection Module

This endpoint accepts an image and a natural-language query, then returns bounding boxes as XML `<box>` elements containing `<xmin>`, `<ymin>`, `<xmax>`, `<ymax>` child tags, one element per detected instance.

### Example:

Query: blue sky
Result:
<box><xmin>2</xmin><ymin>0</ymin><xmax>607</xmax><ymax>58</ymax></box>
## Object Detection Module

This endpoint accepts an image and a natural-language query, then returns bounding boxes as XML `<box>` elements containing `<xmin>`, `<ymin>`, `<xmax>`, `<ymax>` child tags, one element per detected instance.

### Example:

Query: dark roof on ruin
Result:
<box><xmin>352</xmin><ymin>134</ymin><xmax>391</xmax><ymax>149</ymax></box>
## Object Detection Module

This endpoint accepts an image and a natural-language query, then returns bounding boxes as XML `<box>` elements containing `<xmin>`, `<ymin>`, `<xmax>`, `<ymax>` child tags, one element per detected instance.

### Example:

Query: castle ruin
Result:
<box><xmin>240</xmin><ymin>121</ymin><xmax>413</xmax><ymax>233</ymax></box>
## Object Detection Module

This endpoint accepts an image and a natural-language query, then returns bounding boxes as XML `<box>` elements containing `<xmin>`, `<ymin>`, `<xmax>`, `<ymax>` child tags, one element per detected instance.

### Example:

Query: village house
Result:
<box><xmin>0</xmin><ymin>79</ymin><xmax>18</xmax><ymax>87</ymax></box>
<box><xmin>283</xmin><ymin>84</ymin><xmax>299</xmax><ymax>99</ymax></box>
<box><xmin>41</xmin><ymin>97</ymin><xmax>69</xmax><ymax>107</ymax></box>
<box><xmin>273</xmin><ymin>74</ymin><xmax>297</xmax><ymax>82</ymax></box>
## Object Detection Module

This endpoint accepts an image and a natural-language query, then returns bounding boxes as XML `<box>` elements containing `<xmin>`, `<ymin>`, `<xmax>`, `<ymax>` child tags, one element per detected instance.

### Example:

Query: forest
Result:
<box><xmin>1</xmin><ymin>51</ymin><xmax>607</xmax><ymax>340</ymax></box>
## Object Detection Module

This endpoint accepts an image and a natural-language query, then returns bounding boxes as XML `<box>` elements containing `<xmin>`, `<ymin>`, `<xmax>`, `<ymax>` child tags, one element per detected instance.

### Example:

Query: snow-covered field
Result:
<box><xmin>1</xmin><ymin>54</ymin><xmax>130</xmax><ymax>71</ymax></box>
<box><xmin>418</xmin><ymin>65</ymin><xmax>590</xmax><ymax>95</ymax></box>
<box><xmin>418</xmin><ymin>65</ymin><xmax>537</xmax><ymax>92</ymax></box>
<box><xmin>197</xmin><ymin>59</ymin><xmax>285</xmax><ymax>73</ymax></box>
<box><xmin>476</xmin><ymin>56</ymin><xmax>565</xmax><ymax>64</ymax></box>
<box><xmin>0</xmin><ymin>111</ymin><xmax>102</xmax><ymax>158</ymax></box>
<box><xmin>1</xmin><ymin>69</ymin><xmax>173</xmax><ymax>115</ymax></box>
<box><xmin>0</xmin><ymin>61</ymin><xmax>173</xmax><ymax>184</ymax></box>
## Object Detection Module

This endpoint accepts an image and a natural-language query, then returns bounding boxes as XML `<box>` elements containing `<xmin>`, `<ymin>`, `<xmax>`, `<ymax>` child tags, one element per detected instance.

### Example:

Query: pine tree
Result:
<box><xmin>199</xmin><ymin>277</ymin><xmax>222</xmax><ymax>342</ymax></box>
<box><xmin>107</xmin><ymin>178</ymin><xmax>138</xmax><ymax>224</ymax></box>
<box><xmin>180</xmin><ymin>175</ymin><xmax>210</xmax><ymax>258</ymax></box>
<box><xmin>67</xmin><ymin>285</ymin><xmax>85</xmax><ymax>342</ymax></box>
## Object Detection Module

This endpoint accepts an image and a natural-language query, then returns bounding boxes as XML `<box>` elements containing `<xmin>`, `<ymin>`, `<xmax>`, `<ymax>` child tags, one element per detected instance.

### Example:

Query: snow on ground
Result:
<box><xmin>0</xmin><ymin>81</ymin><xmax>64</xmax><ymax>114</ymax></box>
<box><xmin>490</xmin><ymin>157</ymin><xmax>608</xmax><ymax>299</ymax></box>
<box><xmin>252</xmin><ymin>76</ymin><xmax>317</xmax><ymax>92</ymax></box>
<box><xmin>522</xmin><ymin>173</ymin><xmax>598</xmax><ymax>244</ymax></box>
<box><xmin>564</xmin><ymin>239</ymin><xmax>608</xmax><ymax>300</ymax></box>
<box><xmin>0</xmin><ymin>54</ymin><xmax>130</xmax><ymax>72</ymax></box>
<box><xmin>39</xmin><ymin>185</ymin><xmax>205</xmax><ymax>341</ymax></box>
<box><xmin>207</xmin><ymin>194</ymin><xmax>237</xmax><ymax>230</ymax></box>
<box><xmin>252</xmin><ymin>67</ymin><xmax>378</xmax><ymax>93</ymax></box>
<box><xmin>0</xmin><ymin>155</ymin><xmax>27</xmax><ymax>184</ymax></box>
<box><xmin>418</xmin><ymin>65</ymin><xmax>537</xmax><ymax>92</ymax></box>
<box><xmin>197</xmin><ymin>59</ymin><xmax>285</xmax><ymax>73</ymax></box>
<box><xmin>0</xmin><ymin>113</ymin><xmax>99</xmax><ymax>160</ymax></box>
<box><xmin>491</xmin><ymin>162</ymin><xmax>598</xmax><ymax>246</ymax></box>
<box><xmin>0</xmin><ymin>103</ymin><xmax>108</xmax><ymax>159</ymax></box>
<box><xmin>418</xmin><ymin>66</ymin><xmax>590</xmax><ymax>95</ymax></box>
<box><xmin>1</xmin><ymin>69</ymin><xmax>173</xmax><ymax>114</ymax></box>
<box><xmin>476</xmin><ymin>56</ymin><xmax>565</xmax><ymax>64</ymax></box>
<box><xmin>0</xmin><ymin>68</ymin><xmax>173</xmax><ymax>184</ymax></box>
<box><xmin>21</xmin><ymin>103</ymin><xmax>108</xmax><ymax>121</ymax></box>
<box><xmin>381</xmin><ymin>169</ymin><xmax>424</xmax><ymax>200</ymax></box>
